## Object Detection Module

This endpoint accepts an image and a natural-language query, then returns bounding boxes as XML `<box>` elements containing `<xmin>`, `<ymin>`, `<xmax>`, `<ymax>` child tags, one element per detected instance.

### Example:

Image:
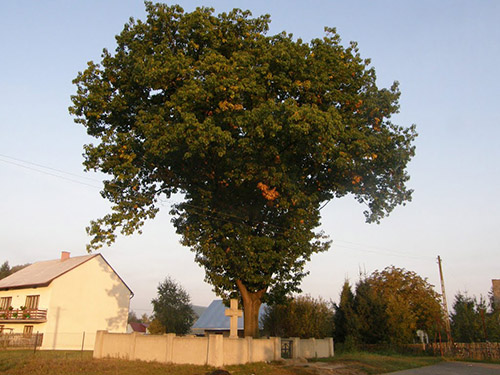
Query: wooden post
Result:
<box><xmin>437</xmin><ymin>256</ymin><xmax>452</xmax><ymax>343</ymax></box>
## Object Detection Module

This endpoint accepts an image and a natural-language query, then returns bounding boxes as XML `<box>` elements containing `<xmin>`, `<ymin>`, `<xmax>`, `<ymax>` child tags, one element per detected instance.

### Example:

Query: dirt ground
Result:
<box><xmin>282</xmin><ymin>358</ymin><xmax>367</xmax><ymax>375</ymax></box>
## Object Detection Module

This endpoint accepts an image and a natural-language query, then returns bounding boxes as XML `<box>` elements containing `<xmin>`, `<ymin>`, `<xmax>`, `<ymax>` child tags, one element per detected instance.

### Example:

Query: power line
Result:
<box><xmin>332</xmin><ymin>239</ymin><xmax>435</xmax><ymax>260</ymax></box>
<box><xmin>174</xmin><ymin>201</ymin><xmax>433</xmax><ymax>261</ymax></box>
<box><xmin>1</xmin><ymin>153</ymin><xmax>433</xmax><ymax>262</ymax></box>
<box><xmin>0</xmin><ymin>153</ymin><xmax>101</xmax><ymax>183</ymax></box>
<box><xmin>332</xmin><ymin>242</ymin><xmax>432</xmax><ymax>260</ymax></box>
<box><xmin>0</xmin><ymin>154</ymin><xmax>102</xmax><ymax>189</ymax></box>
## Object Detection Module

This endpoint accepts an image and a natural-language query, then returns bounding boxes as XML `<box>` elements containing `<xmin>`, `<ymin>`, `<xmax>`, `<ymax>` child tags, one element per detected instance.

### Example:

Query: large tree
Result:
<box><xmin>70</xmin><ymin>3</ymin><xmax>416</xmax><ymax>336</ymax></box>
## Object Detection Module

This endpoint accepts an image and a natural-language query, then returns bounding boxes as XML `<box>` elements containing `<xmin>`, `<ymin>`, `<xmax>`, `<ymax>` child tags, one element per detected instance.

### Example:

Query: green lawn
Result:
<box><xmin>0</xmin><ymin>350</ymin><xmax>443</xmax><ymax>375</ymax></box>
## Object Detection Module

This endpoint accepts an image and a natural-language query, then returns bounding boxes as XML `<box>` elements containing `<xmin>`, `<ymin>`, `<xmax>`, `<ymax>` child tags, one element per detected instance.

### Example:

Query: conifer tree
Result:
<box><xmin>151</xmin><ymin>276</ymin><xmax>195</xmax><ymax>334</ymax></box>
<box><xmin>333</xmin><ymin>280</ymin><xmax>359</xmax><ymax>345</ymax></box>
<box><xmin>354</xmin><ymin>278</ymin><xmax>388</xmax><ymax>344</ymax></box>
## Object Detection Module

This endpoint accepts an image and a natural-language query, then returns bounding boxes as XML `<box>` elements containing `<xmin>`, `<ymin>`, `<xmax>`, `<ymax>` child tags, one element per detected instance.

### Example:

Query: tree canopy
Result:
<box><xmin>0</xmin><ymin>262</ymin><xmax>10</xmax><ymax>280</ymax></box>
<box><xmin>70</xmin><ymin>3</ymin><xmax>416</xmax><ymax>336</ymax></box>
<box><xmin>127</xmin><ymin>310</ymin><xmax>141</xmax><ymax>324</ymax></box>
<box><xmin>0</xmin><ymin>261</ymin><xmax>30</xmax><ymax>280</ymax></box>
<box><xmin>262</xmin><ymin>295</ymin><xmax>333</xmax><ymax>338</ymax></box>
<box><xmin>366</xmin><ymin>266</ymin><xmax>443</xmax><ymax>344</ymax></box>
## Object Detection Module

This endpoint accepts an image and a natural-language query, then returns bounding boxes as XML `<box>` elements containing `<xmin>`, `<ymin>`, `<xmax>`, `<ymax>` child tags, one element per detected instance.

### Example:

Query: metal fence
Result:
<box><xmin>0</xmin><ymin>332</ymin><xmax>43</xmax><ymax>350</ymax></box>
<box><xmin>357</xmin><ymin>342</ymin><xmax>500</xmax><ymax>361</ymax></box>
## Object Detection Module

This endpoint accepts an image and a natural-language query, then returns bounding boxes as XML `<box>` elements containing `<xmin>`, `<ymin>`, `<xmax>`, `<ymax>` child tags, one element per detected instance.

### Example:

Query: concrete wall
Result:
<box><xmin>94</xmin><ymin>331</ymin><xmax>332</xmax><ymax>365</ymax></box>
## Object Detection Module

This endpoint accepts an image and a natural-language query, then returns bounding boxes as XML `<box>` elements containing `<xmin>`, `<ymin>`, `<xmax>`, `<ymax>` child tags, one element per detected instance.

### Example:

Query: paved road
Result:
<box><xmin>386</xmin><ymin>361</ymin><xmax>500</xmax><ymax>374</ymax></box>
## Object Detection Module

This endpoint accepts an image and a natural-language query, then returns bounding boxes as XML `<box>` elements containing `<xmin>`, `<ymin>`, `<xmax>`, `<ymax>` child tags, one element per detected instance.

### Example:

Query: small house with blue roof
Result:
<box><xmin>192</xmin><ymin>300</ymin><xmax>267</xmax><ymax>337</ymax></box>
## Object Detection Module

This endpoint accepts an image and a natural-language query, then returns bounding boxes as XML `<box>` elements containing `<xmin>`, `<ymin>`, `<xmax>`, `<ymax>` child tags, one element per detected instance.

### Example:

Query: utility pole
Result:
<box><xmin>437</xmin><ymin>255</ymin><xmax>452</xmax><ymax>342</ymax></box>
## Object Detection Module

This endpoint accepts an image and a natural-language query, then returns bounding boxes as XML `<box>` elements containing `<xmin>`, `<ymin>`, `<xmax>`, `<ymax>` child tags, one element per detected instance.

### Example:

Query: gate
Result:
<box><xmin>281</xmin><ymin>339</ymin><xmax>293</xmax><ymax>359</ymax></box>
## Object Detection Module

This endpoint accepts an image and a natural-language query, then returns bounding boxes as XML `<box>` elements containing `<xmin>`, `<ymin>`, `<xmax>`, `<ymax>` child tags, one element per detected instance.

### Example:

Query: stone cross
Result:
<box><xmin>224</xmin><ymin>299</ymin><xmax>243</xmax><ymax>338</ymax></box>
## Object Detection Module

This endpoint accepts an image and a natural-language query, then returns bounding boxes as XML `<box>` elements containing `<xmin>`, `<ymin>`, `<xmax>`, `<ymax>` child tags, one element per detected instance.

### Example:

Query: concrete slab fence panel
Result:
<box><xmin>221</xmin><ymin>337</ymin><xmax>248</xmax><ymax>365</ymax></box>
<box><xmin>134</xmin><ymin>334</ymin><xmax>168</xmax><ymax>362</ymax></box>
<box><xmin>290</xmin><ymin>337</ymin><xmax>334</xmax><ymax>359</ymax></box>
<box><xmin>174</xmin><ymin>335</ymin><xmax>210</xmax><ymax>365</ymax></box>
<box><xmin>248</xmin><ymin>337</ymin><xmax>278</xmax><ymax>362</ymax></box>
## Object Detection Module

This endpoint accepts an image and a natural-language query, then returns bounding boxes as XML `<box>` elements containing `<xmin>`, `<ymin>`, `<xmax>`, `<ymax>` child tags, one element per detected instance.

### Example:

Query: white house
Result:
<box><xmin>0</xmin><ymin>252</ymin><xmax>132</xmax><ymax>350</ymax></box>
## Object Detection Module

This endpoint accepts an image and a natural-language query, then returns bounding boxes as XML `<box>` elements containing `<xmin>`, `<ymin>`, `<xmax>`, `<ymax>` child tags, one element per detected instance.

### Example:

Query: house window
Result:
<box><xmin>25</xmin><ymin>295</ymin><xmax>39</xmax><ymax>310</ymax></box>
<box><xmin>0</xmin><ymin>297</ymin><xmax>12</xmax><ymax>311</ymax></box>
<box><xmin>23</xmin><ymin>325</ymin><xmax>33</xmax><ymax>337</ymax></box>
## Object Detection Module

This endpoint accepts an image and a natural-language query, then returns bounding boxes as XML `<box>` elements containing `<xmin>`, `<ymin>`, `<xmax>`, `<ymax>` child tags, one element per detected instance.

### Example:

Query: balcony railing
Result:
<box><xmin>0</xmin><ymin>309</ymin><xmax>48</xmax><ymax>323</ymax></box>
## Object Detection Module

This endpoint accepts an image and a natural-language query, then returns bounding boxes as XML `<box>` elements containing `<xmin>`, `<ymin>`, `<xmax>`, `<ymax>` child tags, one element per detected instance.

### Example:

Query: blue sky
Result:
<box><xmin>1</xmin><ymin>1</ymin><xmax>499</xmax><ymax>314</ymax></box>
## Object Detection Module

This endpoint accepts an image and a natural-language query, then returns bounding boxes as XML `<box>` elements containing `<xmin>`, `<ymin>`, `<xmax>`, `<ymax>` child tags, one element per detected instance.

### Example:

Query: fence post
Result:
<box><xmin>165</xmin><ymin>333</ymin><xmax>175</xmax><ymax>363</ymax></box>
<box><xmin>93</xmin><ymin>330</ymin><xmax>106</xmax><ymax>359</ymax></box>
<box><xmin>246</xmin><ymin>336</ymin><xmax>253</xmax><ymax>363</ymax></box>
<box><xmin>81</xmin><ymin>332</ymin><xmax>86</xmax><ymax>356</ymax></box>
<box><xmin>328</xmin><ymin>337</ymin><xmax>334</xmax><ymax>357</ymax></box>
<box><xmin>207</xmin><ymin>334</ymin><xmax>223</xmax><ymax>367</ymax></box>
<box><xmin>33</xmin><ymin>332</ymin><xmax>39</xmax><ymax>354</ymax></box>
<box><xmin>272</xmin><ymin>337</ymin><xmax>281</xmax><ymax>361</ymax></box>
<box><xmin>292</xmin><ymin>337</ymin><xmax>300</xmax><ymax>359</ymax></box>
<box><xmin>129</xmin><ymin>332</ymin><xmax>139</xmax><ymax>360</ymax></box>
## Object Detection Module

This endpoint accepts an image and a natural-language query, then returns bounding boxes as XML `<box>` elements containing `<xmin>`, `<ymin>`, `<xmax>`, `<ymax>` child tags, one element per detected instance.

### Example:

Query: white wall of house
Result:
<box><xmin>43</xmin><ymin>255</ymin><xmax>131</xmax><ymax>350</ymax></box>
<box><xmin>0</xmin><ymin>255</ymin><xmax>131</xmax><ymax>350</ymax></box>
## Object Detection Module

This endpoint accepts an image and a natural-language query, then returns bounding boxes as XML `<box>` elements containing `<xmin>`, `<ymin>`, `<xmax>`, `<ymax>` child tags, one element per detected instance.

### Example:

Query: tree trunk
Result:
<box><xmin>236</xmin><ymin>280</ymin><xmax>266</xmax><ymax>338</ymax></box>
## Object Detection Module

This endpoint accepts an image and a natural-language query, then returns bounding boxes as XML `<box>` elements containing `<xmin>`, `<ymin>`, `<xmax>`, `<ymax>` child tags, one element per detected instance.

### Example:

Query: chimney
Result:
<box><xmin>61</xmin><ymin>251</ymin><xmax>70</xmax><ymax>261</ymax></box>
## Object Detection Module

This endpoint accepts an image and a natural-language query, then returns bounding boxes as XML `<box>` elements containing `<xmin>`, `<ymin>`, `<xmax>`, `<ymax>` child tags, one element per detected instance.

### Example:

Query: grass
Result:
<box><xmin>0</xmin><ymin>350</ymin><xmax>444</xmax><ymax>375</ymax></box>
<box><xmin>0</xmin><ymin>351</ymin><xmax>304</xmax><ymax>375</ymax></box>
